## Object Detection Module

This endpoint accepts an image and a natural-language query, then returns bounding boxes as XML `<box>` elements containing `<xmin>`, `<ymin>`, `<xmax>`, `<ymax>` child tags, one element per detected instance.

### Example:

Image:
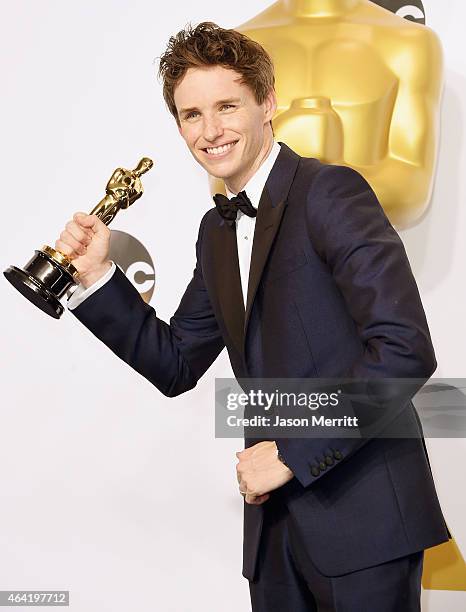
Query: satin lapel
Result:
<box><xmin>244</xmin><ymin>187</ymin><xmax>287</xmax><ymax>332</ymax></box>
<box><xmin>244</xmin><ymin>143</ymin><xmax>301</xmax><ymax>334</ymax></box>
<box><xmin>210</xmin><ymin>217</ymin><xmax>245</xmax><ymax>357</ymax></box>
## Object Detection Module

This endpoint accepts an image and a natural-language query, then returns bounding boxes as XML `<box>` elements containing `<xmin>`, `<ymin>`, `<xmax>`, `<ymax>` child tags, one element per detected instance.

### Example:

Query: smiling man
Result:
<box><xmin>57</xmin><ymin>21</ymin><xmax>448</xmax><ymax>612</ymax></box>
<box><xmin>174</xmin><ymin>65</ymin><xmax>276</xmax><ymax>194</ymax></box>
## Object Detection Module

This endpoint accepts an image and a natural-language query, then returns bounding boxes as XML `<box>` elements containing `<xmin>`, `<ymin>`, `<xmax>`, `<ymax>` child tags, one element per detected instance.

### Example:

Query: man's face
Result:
<box><xmin>174</xmin><ymin>65</ymin><xmax>276</xmax><ymax>189</ymax></box>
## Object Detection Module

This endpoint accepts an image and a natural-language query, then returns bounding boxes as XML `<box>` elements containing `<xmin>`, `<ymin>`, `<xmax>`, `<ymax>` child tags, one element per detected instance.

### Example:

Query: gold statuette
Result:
<box><xmin>4</xmin><ymin>157</ymin><xmax>153</xmax><ymax>319</ymax></box>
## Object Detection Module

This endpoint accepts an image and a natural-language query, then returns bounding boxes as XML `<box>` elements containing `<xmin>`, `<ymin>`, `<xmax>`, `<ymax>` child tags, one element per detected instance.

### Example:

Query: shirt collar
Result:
<box><xmin>225</xmin><ymin>140</ymin><xmax>281</xmax><ymax>211</ymax></box>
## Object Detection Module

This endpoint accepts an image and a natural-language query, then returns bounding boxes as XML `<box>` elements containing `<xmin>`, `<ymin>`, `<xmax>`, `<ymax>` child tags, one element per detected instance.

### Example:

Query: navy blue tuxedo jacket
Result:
<box><xmin>70</xmin><ymin>143</ymin><xmax>448</xmax><ymax>579</ymax></box>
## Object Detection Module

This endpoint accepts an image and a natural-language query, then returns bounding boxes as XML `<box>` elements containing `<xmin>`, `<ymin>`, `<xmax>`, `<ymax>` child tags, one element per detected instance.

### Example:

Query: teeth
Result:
<box><xmin>205</xmin><ymin>141</ymin><xmax>236</xmax><ymax>155</ymax></box>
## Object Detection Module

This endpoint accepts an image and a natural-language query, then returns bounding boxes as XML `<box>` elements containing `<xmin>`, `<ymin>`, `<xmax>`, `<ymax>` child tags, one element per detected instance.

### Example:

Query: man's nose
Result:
<box><xmin>202</xmin><ymin>116</ymin><xmax>224</xmax><ymax>142</ymax></box>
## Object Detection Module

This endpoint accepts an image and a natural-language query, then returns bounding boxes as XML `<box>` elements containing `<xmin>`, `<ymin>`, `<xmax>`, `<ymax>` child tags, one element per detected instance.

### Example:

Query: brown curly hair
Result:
<box><xmin>158</xmin><ymin>22</ymin><xmax>275</xmax><ymax>125</ymax></box>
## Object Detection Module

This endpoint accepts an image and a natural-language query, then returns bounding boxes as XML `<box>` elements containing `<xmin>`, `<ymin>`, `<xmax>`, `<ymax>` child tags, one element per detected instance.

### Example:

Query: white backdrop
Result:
<box><xmin>1</xmin><ymin>1</ymin><xmax>465</xmax><ymax>610</ymax></box>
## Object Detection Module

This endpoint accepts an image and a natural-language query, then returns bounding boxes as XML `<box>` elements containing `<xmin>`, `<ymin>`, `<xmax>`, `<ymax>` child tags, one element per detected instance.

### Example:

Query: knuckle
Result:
<box><xmin>56</xmin><ymin>240</ymin><xmax>70</xmax><ymax>253</ymax></box>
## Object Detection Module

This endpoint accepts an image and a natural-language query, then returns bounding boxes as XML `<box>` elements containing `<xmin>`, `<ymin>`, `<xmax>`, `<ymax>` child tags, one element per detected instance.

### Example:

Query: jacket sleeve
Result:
<box><xmin>276</xmin><ymin>164</ymin><xmax>436</xmax><ymax>487</ymax></box>
<box><xmin>69</xmin><ymin>211</ymin><xmax>225</xmax><ymax>397</ymax></box>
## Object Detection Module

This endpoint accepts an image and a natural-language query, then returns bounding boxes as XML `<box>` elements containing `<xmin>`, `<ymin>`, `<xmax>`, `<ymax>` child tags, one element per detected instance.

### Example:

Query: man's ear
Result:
<box><xmin>264</xmin><ymin>89</ymin><xmax>277</xmax><ymax>124</ymax></box>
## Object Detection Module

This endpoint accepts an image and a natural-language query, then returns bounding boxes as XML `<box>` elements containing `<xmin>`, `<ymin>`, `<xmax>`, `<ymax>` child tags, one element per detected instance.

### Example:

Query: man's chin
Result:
<box><xmin>203</xmin><ymin>164</ymin><xmax>238</xmax><ymax>182</ymax></box>
<box><xmin>194</xmin><ymin>152</ymin><xmax>238</xmax><ymax>177</ymax></box>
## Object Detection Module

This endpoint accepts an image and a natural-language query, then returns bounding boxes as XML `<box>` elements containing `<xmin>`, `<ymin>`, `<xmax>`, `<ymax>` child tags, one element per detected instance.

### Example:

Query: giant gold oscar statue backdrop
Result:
<box><xmin>237</xmin><ymin>0</ymin><xmax>442</xmax><ymax>229</ymax></box>
<box><xmin>235</xmin><ymin>0</ymin><xmax>465</xmax><ymax>593</ymax></box>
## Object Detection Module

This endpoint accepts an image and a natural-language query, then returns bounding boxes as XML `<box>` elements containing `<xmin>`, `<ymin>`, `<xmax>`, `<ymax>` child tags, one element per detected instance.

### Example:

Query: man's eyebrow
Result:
<box><xmin>178</xmin><ymin>98</ymin><xmax>241</xmax><ymax>116</ymax></box>
<box><xmin>216</xmin><ymin>97</ymin><xmax>241</xmax><ymax>106</ymax></box>
<box><xmin>178</xmin><ymin>106</ymin><xmax>198</xmax><ymax>116</ymax></box>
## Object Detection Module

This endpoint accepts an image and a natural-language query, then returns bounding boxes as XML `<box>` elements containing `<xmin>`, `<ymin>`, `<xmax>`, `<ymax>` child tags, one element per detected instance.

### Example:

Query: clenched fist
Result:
<box><xmin>236</xmin><ymin>441</ymin><xmax>294</xmax><ymax>505</ymax></box>
<box><xmin>55</xmin><ymin>212</ymin><xmax>111</xmax><ymax>288</ymax></box>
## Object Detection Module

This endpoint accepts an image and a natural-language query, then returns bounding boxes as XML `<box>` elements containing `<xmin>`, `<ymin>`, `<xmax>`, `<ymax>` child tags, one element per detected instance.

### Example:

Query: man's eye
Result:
<box><xmin>220</xmin><ymin>104</ymin><xmax>235</xmax><ymax>111</ymax></box>
<box><xmin>185</xmin><ymin>111</ymin><xmax>199</xmax><ymax>120</ymax></box>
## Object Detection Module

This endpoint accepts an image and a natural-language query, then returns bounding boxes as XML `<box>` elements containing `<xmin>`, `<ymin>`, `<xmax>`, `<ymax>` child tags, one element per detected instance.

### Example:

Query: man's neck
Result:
<box><xmin>284</xmin><ymin>0</ymin><xmax>360</xmax><ymax>17</ymax></box>
<box><xmin>225</xmin><ymin>136</ymin><xmax>275</xmax><ymax>195</ymax></box>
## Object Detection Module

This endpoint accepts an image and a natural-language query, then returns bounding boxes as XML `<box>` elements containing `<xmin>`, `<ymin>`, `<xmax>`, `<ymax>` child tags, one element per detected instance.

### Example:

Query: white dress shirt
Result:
<box><xmin>68</xmin><ymin>140</ymin><xmax>282</xmax><ymax>311</ymax></box>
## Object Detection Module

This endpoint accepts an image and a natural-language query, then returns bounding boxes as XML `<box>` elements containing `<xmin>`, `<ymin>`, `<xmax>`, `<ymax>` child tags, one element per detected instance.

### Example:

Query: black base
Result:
<box><xmin>4</xmin><ymin>265</ymin><xmax>64</xmax><ymax>319</ymax></box>
<box><xmin>4</xmin><ymin>248</ymin><xmax>78</xmax><ymax>319</ymax></box>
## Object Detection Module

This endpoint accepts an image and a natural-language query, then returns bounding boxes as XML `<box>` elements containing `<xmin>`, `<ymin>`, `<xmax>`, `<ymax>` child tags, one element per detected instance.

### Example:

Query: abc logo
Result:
<box><xmin>108</xmin><ymin>230</ymin><xmax>155</xmax><ymax>303</ymax></box>
<box><xmin>373</xmin><ymin>1</ymin><xmax>426</xmax><ymax>24</ymax></box>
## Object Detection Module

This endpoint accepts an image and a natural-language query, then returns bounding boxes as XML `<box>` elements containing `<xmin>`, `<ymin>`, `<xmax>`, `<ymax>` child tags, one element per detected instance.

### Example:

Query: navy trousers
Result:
<box><xmin>249</xmin><ymin>492</ymin><xmax>424</xmax><ymax>612</ymax></box>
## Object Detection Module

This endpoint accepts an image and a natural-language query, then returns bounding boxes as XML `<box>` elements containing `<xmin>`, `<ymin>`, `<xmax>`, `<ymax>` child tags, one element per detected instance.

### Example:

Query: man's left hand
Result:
<box><xmin>236</xmin><ymin>441</ymin><xmax>294</xmax><ymax>505</ymax></box>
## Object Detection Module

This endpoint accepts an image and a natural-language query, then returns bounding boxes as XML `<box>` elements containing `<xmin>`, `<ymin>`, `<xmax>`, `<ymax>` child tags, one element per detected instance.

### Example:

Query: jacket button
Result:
<box><xmin>319</xmin><ymin>461</ymin><xmax>327</xmax><ymax>471</ymax></box>
<box><xmin>310</xmin><ymin>466</ymin><xmax>320</xmax><ymax>477</ymax></box>
<box><xmin>325</xmin><ymin>455</ymin><xmax>334</xmax><ymax>466</ymax></box>
<box><xmin>333</xmin><ymin>450</ymin><xmax>343</xmax><ymax>460</ymax></box>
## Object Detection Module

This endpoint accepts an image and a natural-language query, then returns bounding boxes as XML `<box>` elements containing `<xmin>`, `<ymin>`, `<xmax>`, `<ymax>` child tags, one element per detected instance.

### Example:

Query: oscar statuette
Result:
<box><xmin>3</xmin><ymin>157</ymin><xmax>153</xmax><ymax>319</ymax></box>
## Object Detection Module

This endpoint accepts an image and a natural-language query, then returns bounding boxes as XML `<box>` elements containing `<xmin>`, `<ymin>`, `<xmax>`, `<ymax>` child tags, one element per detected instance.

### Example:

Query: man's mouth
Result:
<box><xmin>202</xmin><ymin>140</ymin><xmax>238</xmax><ymax>157</ymax></box>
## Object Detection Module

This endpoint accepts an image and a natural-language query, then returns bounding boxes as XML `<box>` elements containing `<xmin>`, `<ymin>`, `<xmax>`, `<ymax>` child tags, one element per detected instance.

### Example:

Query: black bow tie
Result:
<box><xmin>213</xmin><ymin>191</ymin><xmax>257</xmax><ymax>227</ymax></box>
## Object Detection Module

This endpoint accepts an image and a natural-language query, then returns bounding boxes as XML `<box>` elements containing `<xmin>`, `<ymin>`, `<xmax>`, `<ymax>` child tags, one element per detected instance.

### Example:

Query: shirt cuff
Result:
<box><xmin>67</xmin><ymin>261</ymin><xmax>116</xmax><ymax>310</ymax></box>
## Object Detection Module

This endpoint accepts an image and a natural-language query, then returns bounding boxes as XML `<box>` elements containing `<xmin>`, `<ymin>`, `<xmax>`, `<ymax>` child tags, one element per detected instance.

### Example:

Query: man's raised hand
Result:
<box><xmin>55</xmin><ymin>212</ymin><xmax>112</xmax><ymax>288</ymax></box>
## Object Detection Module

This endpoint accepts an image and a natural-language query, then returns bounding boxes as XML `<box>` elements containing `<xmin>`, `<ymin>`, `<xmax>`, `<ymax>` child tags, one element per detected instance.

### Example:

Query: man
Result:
<box><xmin>56</xmin><ymin>22</ymin><xmax>448</xmax><ymax>612</ymax></box>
